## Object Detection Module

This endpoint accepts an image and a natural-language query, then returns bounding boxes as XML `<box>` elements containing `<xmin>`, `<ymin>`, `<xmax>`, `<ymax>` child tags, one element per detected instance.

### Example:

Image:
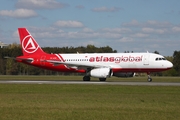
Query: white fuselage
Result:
<box><xmin>54</xmin><ymin>52</ymin><xmax>173</xmax><ymax>73</ymax></box>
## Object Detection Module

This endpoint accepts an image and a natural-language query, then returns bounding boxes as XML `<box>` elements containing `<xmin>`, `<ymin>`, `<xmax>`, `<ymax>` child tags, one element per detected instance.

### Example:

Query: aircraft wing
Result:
<box><xmin>46</xmin><ymin>59</ymin><xmax>119</xmax><ymax>68</ymax></box>
<box><xmin>46</xmin><ymin>59</ymin><xmax>95</xmax><ymax>67</ymax></box>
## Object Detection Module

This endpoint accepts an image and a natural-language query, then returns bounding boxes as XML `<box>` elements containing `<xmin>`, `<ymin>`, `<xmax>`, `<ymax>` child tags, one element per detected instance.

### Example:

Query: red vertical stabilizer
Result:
<box><xmin>18</xmin><ymin>28</ymin><xmax>46</xmax><ymax>56</ymax></box>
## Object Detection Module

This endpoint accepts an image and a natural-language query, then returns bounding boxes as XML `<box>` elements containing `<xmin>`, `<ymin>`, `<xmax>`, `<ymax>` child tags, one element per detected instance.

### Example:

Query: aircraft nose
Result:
<box><xmin>167</xmin><ymin>61</ymin><xmax>173</xmax><ymax>68</ymax></box>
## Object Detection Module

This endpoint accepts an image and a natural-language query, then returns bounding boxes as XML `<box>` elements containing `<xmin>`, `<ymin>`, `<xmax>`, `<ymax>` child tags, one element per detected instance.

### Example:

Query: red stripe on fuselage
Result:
<box><xmin>58</xmin><ymin>54</ymin><xmax>65</xmax><ymax>62</ymax></box>
<box><xmin>55</xmin><ymin>54</ymin><xmax>65</xmax><ymax>62</ymax></box>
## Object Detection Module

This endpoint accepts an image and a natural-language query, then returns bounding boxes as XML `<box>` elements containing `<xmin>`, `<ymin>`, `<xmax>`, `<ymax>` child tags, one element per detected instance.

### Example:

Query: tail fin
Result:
<box><xmin>18</xmin><ymin>28</ymin><xmax>46</xmax><ymax>56</ymax></box>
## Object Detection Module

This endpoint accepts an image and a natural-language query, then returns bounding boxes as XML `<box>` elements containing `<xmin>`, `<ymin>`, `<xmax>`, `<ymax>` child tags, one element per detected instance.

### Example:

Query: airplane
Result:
<box><xmin>16</xmin><ymin>28</ymin><xmax>173</xmax><ymax>82</ymax></box>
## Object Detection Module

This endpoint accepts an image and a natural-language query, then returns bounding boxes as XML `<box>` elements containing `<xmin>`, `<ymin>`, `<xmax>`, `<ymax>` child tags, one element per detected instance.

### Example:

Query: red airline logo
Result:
<box><xmin>22</xmin><ymin>35</ymin><xmax>39</xmax><ymax>53</ymax></box>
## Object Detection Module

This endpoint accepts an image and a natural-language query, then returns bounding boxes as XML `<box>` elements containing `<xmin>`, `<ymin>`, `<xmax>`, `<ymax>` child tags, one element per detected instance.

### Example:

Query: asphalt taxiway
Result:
<box><xmin>0</xmin><ymin>80</ymin><xmax>180</xmax><ymax>86</ymax></box>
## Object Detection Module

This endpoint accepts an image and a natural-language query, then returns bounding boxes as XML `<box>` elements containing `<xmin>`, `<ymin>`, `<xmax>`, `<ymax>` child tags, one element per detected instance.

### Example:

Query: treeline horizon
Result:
<box><xmin>0</xmin><ymin>43</ymin><xmax>179</xmax><ymax>76</ymax></box>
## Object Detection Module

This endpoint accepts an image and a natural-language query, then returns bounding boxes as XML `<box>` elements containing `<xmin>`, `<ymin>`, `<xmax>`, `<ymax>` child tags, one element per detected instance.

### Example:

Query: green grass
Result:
<box><xmin>0</xmin><ymin>84</ymin><xmax>180</xmax><ymax>120</ymax></box>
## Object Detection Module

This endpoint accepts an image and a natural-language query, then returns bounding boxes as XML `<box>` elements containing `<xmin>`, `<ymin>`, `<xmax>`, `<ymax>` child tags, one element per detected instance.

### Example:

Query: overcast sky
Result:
<box><xmin>0</xmin><ymin>0</ymin><xmax>180</xmax><ymax>56</ymax></box>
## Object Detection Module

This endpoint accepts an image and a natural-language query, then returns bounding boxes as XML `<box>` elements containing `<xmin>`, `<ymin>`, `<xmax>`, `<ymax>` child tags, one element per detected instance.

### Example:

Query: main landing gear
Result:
<box><xmin>83</xmin><ymin>68</ymin><xmax>91</xmax><ymax>81</ymax></box>
<box><xmin>147</xmin><ymin>73</ymin><xmax>152</xmax><ymax>82</ymax></box>
<box><xmin>83</xmin><ymin>76</ymin><xmax>90</xmax><ymax>81</ymax></box>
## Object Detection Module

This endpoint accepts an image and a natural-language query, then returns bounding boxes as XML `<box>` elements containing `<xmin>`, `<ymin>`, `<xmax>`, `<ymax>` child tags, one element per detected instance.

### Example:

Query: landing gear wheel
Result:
<box><xmin>99</xmin><ymin>78</ymin><xmax>106</xmax><ymax>81</ymax></box>
<box><xmin>83</xmin><ymin>76</ymin><xmax>90</xmax><ymax>81</ymax></box>
<box><xmin>147</xmin><ymin>74</ymin><xmax>152</xmax><ymax>82</ymax></box>
<box><xmin>147</xmin><ymin>72</ymin><xmax>152</xmax><ymax>82</ymax></box>
<box><xmin>147</xmin><ymin>78</ymin><xmax>152</xmax><ymax>82</ymax></box>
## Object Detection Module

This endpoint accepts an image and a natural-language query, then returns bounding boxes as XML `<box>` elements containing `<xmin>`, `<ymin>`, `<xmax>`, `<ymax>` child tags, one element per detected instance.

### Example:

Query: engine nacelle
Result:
<box><xmin>90</xmin><ymin>68</ymin><xmax>113</xmax><ymax>78</ymax></box>
<box><xmin>113</xmin><ymin>72</ymin><xmax>135</xmax><ymax>77</ymax></box>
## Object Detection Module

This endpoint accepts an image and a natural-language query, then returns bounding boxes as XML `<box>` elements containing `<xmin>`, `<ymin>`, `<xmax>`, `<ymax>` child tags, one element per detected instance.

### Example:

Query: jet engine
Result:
<box><xmin>113</xmin><ymin>72</ymin><xmax>135</xmax><ymax>77</ymax></box>
<box><xmin>90</xmin><ymin>68</ymin><xmax>113</xmax><ymax>78</ymax></box>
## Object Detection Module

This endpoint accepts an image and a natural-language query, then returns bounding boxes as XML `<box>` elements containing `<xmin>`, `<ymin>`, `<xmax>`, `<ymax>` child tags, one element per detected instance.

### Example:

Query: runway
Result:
<box><xmin>0</xmin><ymin>80</ymin><xmax>180</xmax><ymax>86</ymax></box>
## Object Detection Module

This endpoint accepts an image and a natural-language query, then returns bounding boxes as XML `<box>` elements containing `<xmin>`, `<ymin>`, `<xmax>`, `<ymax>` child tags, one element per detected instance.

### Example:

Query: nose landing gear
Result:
<box><xmin>147</xmin><ymin>75</ymin><xmax>152</xmax><ymax>82</ymax></box>
<box><xmin>147</xmin><ymin>72</ymin><xmax>152</xmax><ymax>82</ymax></box>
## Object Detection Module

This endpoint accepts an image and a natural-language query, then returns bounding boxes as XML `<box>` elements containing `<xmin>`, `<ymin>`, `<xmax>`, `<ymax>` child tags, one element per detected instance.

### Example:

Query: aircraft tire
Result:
<box><xmin>83</xmin><ymin>76</ymin><xmax>90</xmax><ymax>81</ymax></box>
<box><xmin>147</xmin><ymin>78</ymin><xmax>152</xmax><ymax>82</ymax></box>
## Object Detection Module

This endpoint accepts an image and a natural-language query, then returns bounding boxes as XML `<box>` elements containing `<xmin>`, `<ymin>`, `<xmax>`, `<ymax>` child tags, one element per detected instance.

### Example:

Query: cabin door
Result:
<box><xmin>143</xmin><ymin>54</ymin><xmax>149</xmax><ymax>65</ymax></box>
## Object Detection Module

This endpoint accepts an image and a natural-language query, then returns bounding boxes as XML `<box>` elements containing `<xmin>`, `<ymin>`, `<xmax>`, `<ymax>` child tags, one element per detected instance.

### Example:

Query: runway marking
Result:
<box><xmin>0</xmin><ymin>80</ymin><xmax>180</xmax><ymax>86</ymax></box>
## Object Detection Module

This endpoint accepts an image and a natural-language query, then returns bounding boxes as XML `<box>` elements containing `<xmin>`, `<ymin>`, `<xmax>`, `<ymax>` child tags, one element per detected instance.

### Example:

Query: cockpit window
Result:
<box><xmin>155</xmin><ymin>57</ymin><xmax>166</xmax><ymax>61</ymax></box>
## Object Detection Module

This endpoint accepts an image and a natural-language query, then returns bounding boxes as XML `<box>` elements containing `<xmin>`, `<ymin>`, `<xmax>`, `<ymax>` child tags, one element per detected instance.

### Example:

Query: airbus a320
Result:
<box><xmin>15</xmin><ymin>28</ymin><xmax>173</xmax><ymax>82</ymax></box>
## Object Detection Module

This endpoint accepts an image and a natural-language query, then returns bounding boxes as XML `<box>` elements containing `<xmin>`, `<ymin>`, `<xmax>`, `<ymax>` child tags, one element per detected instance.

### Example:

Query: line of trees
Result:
<box><xmin>0</xmin><ymin>43</ymin><xmax>179</xmax><ymax>76</ymax></box>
